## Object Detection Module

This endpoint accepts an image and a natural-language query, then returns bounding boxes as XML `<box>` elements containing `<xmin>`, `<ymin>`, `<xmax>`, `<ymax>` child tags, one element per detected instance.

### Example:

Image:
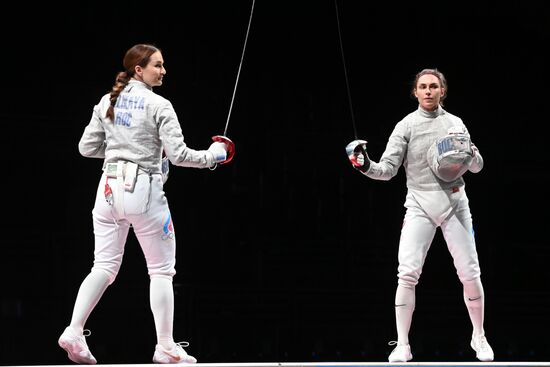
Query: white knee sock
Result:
<box><xmin>395</xmin><ymin>284</ymin><xmax>415</xmax><ymax>345</ymax></box>
<box><xmin>69</xmin><ymin>269</ymin><xmax>111</xmax><ymax>331</ymax></box>
<box><xmin>150</xmin><ymin>277</ymin><xmax>175</xmax><ymax>348</ymax></box>
<box><xmin>463</xmin><ymin>277</ymin><xmax>485</xmax><ymax>337</ymax></box>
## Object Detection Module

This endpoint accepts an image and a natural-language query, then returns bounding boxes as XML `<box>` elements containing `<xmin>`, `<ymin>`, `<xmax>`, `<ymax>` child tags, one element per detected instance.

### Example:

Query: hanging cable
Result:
<box><xmin>334</xmin><ymin>0</ymin><xmax>358</xmax><ymax>139</ymax></box>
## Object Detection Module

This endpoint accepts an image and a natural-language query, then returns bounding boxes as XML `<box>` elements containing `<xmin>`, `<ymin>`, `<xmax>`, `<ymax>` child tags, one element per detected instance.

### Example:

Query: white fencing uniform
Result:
<box><xmin>79</xmin><ymin>79</ymin><xmax>217</xmax><ymax>282</ymax></box>
<box><xmin>59</xmin><ymin>55</ymin><xmax>214</xmax><ymax>363</ymax></box>
<box><xmin>359</xmin><ymin>105</ymin><xmax>488</xmax><ymax>353</ymax></box>
<box><xmin>361</xmin><ymin>105</ymin><xmax>484</xmax><ymax>286</ymax></box>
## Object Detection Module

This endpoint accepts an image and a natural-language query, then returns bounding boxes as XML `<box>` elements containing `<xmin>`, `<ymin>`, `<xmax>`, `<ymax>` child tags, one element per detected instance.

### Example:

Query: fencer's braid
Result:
<box><xmin>106</xmin><ymin>71</ymin><xmax>131</xmax><ymax>120</ymax></box>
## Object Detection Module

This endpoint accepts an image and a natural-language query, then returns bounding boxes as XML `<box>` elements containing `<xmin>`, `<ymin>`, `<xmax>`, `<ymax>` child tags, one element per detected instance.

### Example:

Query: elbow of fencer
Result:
<box><xmin>79</xmin><ymin>146</ymin><xmax>96</xmax><ymax>158</ymax></box>
<box><xmin>79</xmin><ymin>141</ymin><xmax>106</xmax><ymax>158</ymax></box>
<box><xmin>78</xmin><ymin>142</ymin><xmax>89</xmax><ymax>156</ymax></box>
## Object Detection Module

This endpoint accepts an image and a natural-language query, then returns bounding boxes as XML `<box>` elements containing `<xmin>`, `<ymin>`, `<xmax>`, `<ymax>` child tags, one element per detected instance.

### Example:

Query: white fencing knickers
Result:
<box><xmin>90</xmin><ymin>171</ymin><xmax>176</xmax><ymax>283</ymax></box>
<box><xmin>397</xmin><ymin>186</ymin><xmax>481</xmax><ymax>288</ymax></box>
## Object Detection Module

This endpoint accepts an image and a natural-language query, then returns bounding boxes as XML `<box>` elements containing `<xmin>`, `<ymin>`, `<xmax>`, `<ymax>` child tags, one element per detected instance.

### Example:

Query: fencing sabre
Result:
<box><xmin>212</xmin><ymin>0</ymin><xmax>256</xmax><ymax>164</ymax></box>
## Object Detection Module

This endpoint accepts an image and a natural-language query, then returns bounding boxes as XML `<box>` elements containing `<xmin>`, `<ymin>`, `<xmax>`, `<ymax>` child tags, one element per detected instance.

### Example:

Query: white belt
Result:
<box><xmin>104</xmin><ymin>161</ymin><xmax>148</xmax><ymax>178</ymax></box>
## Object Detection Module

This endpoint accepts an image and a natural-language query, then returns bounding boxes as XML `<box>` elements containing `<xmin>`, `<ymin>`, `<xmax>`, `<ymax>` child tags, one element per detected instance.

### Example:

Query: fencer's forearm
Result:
<box><xmin>158</xmin><ymin>112</ymin><xmax>215</xmax><ymax>169</ymax></box>
<box><xmin>362</xmin><ymin>130</ymin><xmax>406</xmax><ymax>181</ymax></box>
<box><xmin>361</xmin><ymin>120</ymin><xmax>408</xmax><ymax>180</ymax></box>
<box><xmin>161</xmin><ymin>133</ymin><xmax>215</xmax><ymax>169</ymax></box>
<box><xmin>167</xmin><ymin>146</ymin><xmax>216</xmax><ymax>168</ymax></box>
<box><xmin>363</xmin><ymin>159</ymin><xmax>400</xmax><ymax>181</ymax></box>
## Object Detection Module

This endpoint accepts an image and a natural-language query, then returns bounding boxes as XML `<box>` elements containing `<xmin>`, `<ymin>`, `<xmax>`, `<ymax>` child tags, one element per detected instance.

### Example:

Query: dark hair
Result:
<box><xmin>411</xmin><ymin>68</ymin><xmax>448</xmax><ymax>106</ymax></box>
<box><xmin>106</xmin><ymin>44</ymin><xmax>161</xmax><ymax>120</ymax></box>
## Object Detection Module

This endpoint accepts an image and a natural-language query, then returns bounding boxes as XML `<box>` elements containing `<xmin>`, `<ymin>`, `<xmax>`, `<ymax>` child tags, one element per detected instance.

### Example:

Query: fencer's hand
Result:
<box><xmin>356</xmin><ymin>153</ymin><xmax>365</xmax><ymax>166</ymax></box>
<box><xmin>347</xmin><ymin>152</ymin><xmax>365</xmax><ymax>167</ymax></box>
<box><xmin>345</xmin><ymin>139</ymin><xmax>370</xmax><ymax>173</ymax></box>
<box><xmin>208</xmin><ymin>141</ymin><xmax>228</xmax><ymax>164</ymax></box>
<box><xmin>350</xmin><ymin>152</ymin><xmax>370</xmax><ymax>172</ymax></box>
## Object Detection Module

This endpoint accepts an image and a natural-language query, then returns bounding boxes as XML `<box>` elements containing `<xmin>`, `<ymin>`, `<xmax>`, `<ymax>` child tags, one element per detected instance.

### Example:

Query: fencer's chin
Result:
<box><xmin>422</xmin><ymin>103</ymin><xmax>437</xmax><ymax>111</ymax></box>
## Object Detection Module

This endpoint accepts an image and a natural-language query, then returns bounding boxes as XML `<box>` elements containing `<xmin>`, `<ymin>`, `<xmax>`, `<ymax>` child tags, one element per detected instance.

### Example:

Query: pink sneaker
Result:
<box><xmin>58</xmin><ymin>327</ymin><xmax>97</xmax><ymax>364</ymax></box>
<box><xmin>153</xmin><ymin>342</ymin><xmax>197</xmax><ymax>364</ymax></box>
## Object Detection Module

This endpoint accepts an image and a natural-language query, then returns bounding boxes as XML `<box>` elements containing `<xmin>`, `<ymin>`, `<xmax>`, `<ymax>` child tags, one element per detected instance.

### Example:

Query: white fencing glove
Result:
<box><xmin>208</xmin><ymin>141</ymin><xmax>228</xmax><ymax>167</ymax></box>
<box><xmin>345</xmin><ymin>139</ymin><xmax>370</xmax><ymax>173</ymax></box>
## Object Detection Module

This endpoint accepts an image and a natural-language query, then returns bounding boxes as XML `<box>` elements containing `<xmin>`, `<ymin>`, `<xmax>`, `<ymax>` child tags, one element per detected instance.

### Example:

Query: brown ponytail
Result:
<box><xmin>106</xmin><ymin>71</ymin><xmax>131</xmax><ymax>120</ymax></box>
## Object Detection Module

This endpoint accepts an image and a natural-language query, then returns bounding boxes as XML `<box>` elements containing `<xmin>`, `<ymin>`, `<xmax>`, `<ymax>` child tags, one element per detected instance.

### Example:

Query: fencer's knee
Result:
<box><xmin>461</xmin><ymin>276</ymin><xmax>483</xmax><ymax>291</ymax></box>
<box><xmin>147</xmin><ymin>262</ymin><xmax>176</xmax><ymax>279</ymax></box>
<box><xmin>148</xmin><ymin>266</ymin><xmax>176</xmax><ymax>280</ymax></box>
<box><xmin>91</xmin><ymin>266</ymin><xmax>119</xmax><ymax>285</ymax></box>
<box><xmin>397</xmin><ymin>272</ymin><xmax>419</xmax><ymax>288</ymax></box>
<box><xmin>91</xmin><ymin>267</ymin><xmax>117</xmax><ymax>285</ymax></box>
<box><xmin>458</xmin><ymin>272</ymin><xmax>481</xmax><ymax>284</ymax></box>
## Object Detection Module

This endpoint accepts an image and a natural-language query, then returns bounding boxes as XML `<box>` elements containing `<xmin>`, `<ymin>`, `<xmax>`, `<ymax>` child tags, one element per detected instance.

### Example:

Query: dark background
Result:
<box><xmin>1</xmin><ymin>0</ymin><xmax>549</xmax><ymax>365</ymax></box>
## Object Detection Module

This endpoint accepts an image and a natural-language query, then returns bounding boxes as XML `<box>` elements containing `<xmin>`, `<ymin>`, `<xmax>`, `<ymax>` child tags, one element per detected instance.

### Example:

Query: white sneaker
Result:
<box><xmin>153</xmin><ymin>342</ymin><xmax>197</xmax><ymax>364</ymax></box>
<box><xmin>58</xmin><ymin>327</ymin><xmax>97</xmax><ymax>364</ymax></box>
<box><xmin>471</xmin><ymin>334</ymin><xmax>494</xmax><ymax>362</ymax></box>
<box><xmin>388</xmin><ymin>341</ymin><xmax>412</xmax><ymax>362</ymax></box>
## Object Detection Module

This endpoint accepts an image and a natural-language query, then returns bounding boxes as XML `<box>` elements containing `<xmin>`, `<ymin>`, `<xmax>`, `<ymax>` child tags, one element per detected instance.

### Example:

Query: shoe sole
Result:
<box><xmin>153</xmin><ymin>355</ymin><xmax>197</xmax><ymax>364</ymax></box>
<box><xmin>388</xmin><ymin>358</ymin><xmax>413</xmax><ymax>363</ymax></box>
<box><xmin>388</xmin><ymin>354</ymin><xmax>413</xmax><ymax>363</ymax></box>
<box><xmin>58</xmin><ymin>339</ymin><xmax>97</xmax><ymax>365</ymax></box>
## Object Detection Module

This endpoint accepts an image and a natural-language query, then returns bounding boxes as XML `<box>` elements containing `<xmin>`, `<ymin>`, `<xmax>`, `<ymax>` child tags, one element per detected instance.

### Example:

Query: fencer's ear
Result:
<box><xmin>135</xmin><ymin>65</ymin><xmax>143</xmax><ymax>77</ymax></box>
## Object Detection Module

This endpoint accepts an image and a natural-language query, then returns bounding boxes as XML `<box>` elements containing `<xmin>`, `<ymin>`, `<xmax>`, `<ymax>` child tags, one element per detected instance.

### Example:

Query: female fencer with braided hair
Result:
<box><xmin>58</xmin><ymin>43</ymin><xmax>233</xmax><ymax>365</ymax></box>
